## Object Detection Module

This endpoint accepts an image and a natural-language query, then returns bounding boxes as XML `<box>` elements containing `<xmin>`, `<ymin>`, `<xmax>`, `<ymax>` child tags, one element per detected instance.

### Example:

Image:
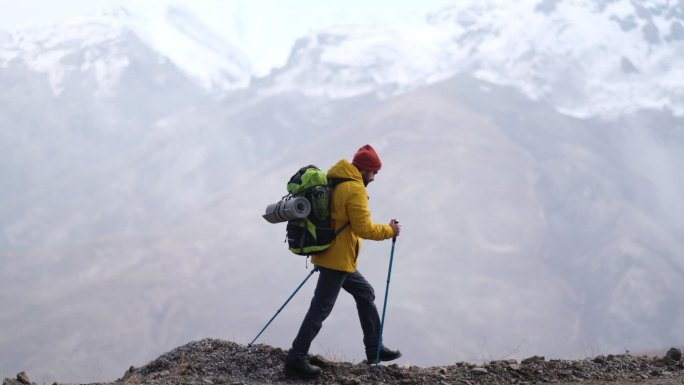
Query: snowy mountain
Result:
<box><xmin>2</xmin><ymin>0</ymin><xmax>682</xmax><ymax>116</ymax></box>
<box><xmin>1</xmin><ymin>1</ymin><xmax>683</xmax><ymax>383</ymax></box>
<box><xmin>0</xmin><ymin>6</ymin><xmax>250</xmax><ymax>96</ymax></box>
<box><xmin>264</xmin><ymin>0</ymin><xmax>684</xmax><ymax>117</ymax></box>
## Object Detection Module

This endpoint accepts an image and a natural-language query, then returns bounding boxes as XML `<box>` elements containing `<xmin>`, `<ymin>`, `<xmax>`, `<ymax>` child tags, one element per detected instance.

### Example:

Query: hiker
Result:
<box><xmin>284</xmin><ymin>144</ymin><xmax>402</xmax><ymax>379</ymax></box>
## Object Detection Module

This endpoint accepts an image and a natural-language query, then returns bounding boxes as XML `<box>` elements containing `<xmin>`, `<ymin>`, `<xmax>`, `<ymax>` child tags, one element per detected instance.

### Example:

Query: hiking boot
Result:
<box><xmin>366</xmin><ymin>346</ymin><xmax>402</xmax><ymax>363</ymax></box>
<box><xmin>284</xmin><ymin>359</ymin><xmax>322</xmax><ymax>379</ymax></box>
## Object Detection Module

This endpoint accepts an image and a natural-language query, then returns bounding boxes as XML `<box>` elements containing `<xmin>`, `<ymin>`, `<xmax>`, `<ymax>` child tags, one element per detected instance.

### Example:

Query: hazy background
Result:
<box><xmin>1</xmin><ymin>0</ymin><xmax>683</xmax><ymax>383</ymax></box>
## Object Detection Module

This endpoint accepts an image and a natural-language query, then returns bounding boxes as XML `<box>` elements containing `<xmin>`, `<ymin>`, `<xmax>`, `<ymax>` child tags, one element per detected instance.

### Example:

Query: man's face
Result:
<box><xmin>361</xmin><ymin>170</ymin><xmax>378</xmax><ymax>186</ymax></box>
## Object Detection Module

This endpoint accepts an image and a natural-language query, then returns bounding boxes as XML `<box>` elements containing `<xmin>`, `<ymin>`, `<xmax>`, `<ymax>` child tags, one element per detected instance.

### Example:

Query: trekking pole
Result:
<box><xmin>249</xmin><ymin>266</ymin><xmax>319</xmax><ymax>346</ymax></box>
<box><xmin>375</xmin><ymin>236</ymin><xmax>397</xmax><ymax>365</ymax></box>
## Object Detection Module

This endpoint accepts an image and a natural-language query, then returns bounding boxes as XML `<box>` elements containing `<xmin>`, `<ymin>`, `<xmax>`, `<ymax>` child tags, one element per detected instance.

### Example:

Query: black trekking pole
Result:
<box><xmin>249</xmin><ymin>266</ymin><xmax>319</xmax><ymax>346</ymax></box>
<box><xmin>375</xmin><ymin>236</ymin><xmax>397</xmax><ymax>365</ymax></box>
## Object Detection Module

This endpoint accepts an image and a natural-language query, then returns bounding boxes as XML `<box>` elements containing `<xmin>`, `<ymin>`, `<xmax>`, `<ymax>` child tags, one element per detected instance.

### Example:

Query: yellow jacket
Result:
<box><xmin>311</xmin><ymin>159</ymin><xmax>396</xmax><ymax>272</ymax></box>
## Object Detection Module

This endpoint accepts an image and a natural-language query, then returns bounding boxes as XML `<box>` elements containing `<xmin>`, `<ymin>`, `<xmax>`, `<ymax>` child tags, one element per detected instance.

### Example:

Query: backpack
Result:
<box><xmin>285</xmin><ymin>165</ymin><xmax>352</xmax><ymax>256</ymax></box>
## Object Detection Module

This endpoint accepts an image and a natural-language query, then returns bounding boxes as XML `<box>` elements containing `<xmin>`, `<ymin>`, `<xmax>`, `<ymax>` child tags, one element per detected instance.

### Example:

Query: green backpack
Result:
<box><xmin>285</xmin><ymin>165</ymin><xmax>352</xmax><ymax>256</ymax></box>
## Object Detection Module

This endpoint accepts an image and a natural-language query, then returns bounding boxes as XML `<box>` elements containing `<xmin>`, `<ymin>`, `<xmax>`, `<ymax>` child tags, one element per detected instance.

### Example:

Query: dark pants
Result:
<box><xmin>287</xmin><ymin>266</ymin><xmax>381</xmax><ymax>362</ymax></box>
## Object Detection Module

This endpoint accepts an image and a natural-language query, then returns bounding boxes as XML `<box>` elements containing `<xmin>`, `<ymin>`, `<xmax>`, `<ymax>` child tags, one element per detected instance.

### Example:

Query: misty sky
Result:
<box><xmin>0</xmin><ymin>0</ymin><xmax>457</xmax><ymax>75</ymax></box>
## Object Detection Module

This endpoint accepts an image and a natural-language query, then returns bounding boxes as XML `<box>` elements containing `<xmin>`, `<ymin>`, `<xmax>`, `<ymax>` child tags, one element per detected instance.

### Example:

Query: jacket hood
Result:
<box><xmin>328</xmin><ymin>159</ymin><xmax>363</xmax><ymax>182</ymax></box>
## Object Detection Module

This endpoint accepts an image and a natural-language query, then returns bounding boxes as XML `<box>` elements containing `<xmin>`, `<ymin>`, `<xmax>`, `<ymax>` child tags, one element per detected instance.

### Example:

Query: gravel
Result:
<box><xmin>5</xmin><ymin>340</ymin><xmax>683</xmax><ymax>385</ymax></box>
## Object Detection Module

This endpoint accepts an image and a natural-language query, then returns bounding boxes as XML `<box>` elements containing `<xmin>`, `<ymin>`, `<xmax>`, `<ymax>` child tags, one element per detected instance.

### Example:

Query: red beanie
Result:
<box><xmin>352</xmin><ymin>144</ymin><xmax>382</xmax><ymax>171</ymax></box>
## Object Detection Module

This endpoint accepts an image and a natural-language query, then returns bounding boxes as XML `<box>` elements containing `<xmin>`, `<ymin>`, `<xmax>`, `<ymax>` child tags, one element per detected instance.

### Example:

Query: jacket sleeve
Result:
<box><xmin>346</xmin><ymin>183</ymin><xmax>396</xmax><ymax>240</ymax></box>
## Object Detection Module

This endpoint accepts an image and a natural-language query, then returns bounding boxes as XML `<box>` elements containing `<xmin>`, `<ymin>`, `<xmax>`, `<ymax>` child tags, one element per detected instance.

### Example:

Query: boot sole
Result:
<box><xmin>284</xmin><ymin>368</ymin><xmax>321</xmax><ymax>379</ymax></box>
<box><xmin>367</xmin><ymin>351</ymin><xmax>402</xmax><ymax>364</ymax></box>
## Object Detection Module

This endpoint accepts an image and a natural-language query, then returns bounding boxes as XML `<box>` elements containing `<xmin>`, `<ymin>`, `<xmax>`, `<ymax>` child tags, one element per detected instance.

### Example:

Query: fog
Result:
<box><xmin>1</xmin><ymin>1</ymin><xmax>683</xmax><ymax>383</ymax></box>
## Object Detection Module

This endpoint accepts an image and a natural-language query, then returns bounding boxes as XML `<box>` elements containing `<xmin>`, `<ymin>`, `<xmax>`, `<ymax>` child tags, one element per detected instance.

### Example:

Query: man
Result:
<box><xmin>284</xmin><ymin>144</ymin><xmax>402</xmax><ymax>379</ymax></box>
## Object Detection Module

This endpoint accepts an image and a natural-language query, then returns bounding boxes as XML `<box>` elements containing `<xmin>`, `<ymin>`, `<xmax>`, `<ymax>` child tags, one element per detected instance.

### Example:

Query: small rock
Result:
<box><xmin>664</xmin><ymin>357</ymin><xmax>678</xmax><ymax>367</ymax></box>
<box><xmin>470</xmin><ymin>367</ymin><xmax>488</xmax><ymax>375</ymax></box>
<box><xmin>202</xmin><ymin>378</ymin><xmax>214</xmax><ymax>384</ymax></box>
<box><xmin>521</xmin><ymin>355</ymin><xmax>545</xmax><ymax>364</ymax></box>
<box><xmin>506</xmin><ymin>359</ymin><xmax>518</xmax><ymax>364</ymax></box>
<box><xmin>490</xmin><ymin>360</ymin><xmax>508</xmax><ymax>365</ymax></box>
<box><xmin>16</xmin><ymin>373</ymin><xmax>30</xmax><ymax>385</ymax></box>
<box><xmin>3</xmin><ymin>379</ymin><xmax>23</xmax><ymax>385</ymax></box>
<box><xmin>439</xmin><ymin>367</ymin><xmax>447</xmax><ymax>374</ymax></box>
<box><xmin>666</xmin><ymin>348</ymin><xmax>682</xmax><ymax>362</ymax></box>
<box><xmin>340</xmin><ymin>376</ymin><xmax>361</xmax><ymax>385</ymax></box>
<box><xmin>310</xmin><ymin>354</ymin><xmax>331</xmax><ymax>367</ymax></box>
<box><xmin>154</xmin><ymin>370</ymin><xmax>171</xmax><ymax>378</ymax></box>
<box><xmin>350</xmin><ymin>366</ymin><xmax>368</xmax><ymax>375</ymax></box>
<box><xmin>593</xmin><ymin>356</ymin><xmax>606</xmax><ymax>364</ymax></box>
<box><xmin>508</xmin><ymin>364</ymin><xmax>521</xmax><ymax>371</ymax></box>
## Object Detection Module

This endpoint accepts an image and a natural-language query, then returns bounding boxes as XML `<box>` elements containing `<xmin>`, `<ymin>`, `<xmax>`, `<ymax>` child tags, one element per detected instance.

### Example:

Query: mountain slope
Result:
<box><xmin>1</xmin><ymin>1</ymin><xmax>683</xmax><ymax>383</ymax></box>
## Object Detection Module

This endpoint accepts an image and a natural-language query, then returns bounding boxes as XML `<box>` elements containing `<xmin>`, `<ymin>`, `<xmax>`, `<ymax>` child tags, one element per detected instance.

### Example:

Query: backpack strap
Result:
<box><xmin>328</xmin><ymin>177</ymin><xmax>355</xmax><ymax>236</ymax></box>
<box><xmin>329</xmin><ymin>177</ymin><xmax>355</xmax><ymax>188</ymax></box>
<box><xmin>335</xmin><ymin>222</ymin><xmax>350</xmax><ymax>236</ymax></box>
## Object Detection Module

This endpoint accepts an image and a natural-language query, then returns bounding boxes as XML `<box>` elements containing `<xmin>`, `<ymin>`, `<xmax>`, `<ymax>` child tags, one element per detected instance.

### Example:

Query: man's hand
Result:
<box><xmin>389</xmin><ymin>219</ymin><xmax>401</xmax><ymax>237</ymax></box>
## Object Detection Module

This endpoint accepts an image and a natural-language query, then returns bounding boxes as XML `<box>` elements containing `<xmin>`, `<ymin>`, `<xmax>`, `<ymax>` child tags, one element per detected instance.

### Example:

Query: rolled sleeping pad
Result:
<box><xmin>262</xmin><ymin>196</ymin><xmax>311</xmax><ymax>223</ymax></box>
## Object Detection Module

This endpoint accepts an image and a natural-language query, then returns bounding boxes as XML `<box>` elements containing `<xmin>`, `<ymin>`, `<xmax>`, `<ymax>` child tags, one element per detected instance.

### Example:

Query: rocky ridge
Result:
<box><xmin>4</xmin><ymin>339</ymin><xmax>683</xmax><ymax>385</ymax></box>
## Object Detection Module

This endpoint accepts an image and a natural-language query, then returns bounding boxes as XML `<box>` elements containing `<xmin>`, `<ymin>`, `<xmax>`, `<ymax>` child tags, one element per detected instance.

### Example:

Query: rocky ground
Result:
<box><xmin>4</xmin><ymin>339</ymin><xmax>684</xmax><ymax>385</ymax></box>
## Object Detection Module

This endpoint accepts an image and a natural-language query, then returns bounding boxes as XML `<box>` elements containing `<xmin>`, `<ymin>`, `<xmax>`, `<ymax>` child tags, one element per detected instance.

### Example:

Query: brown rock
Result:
<box><xmin>309</xmin><ymin>354</ymin><xmax>331</xmax><ymax>367</ymax></box>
